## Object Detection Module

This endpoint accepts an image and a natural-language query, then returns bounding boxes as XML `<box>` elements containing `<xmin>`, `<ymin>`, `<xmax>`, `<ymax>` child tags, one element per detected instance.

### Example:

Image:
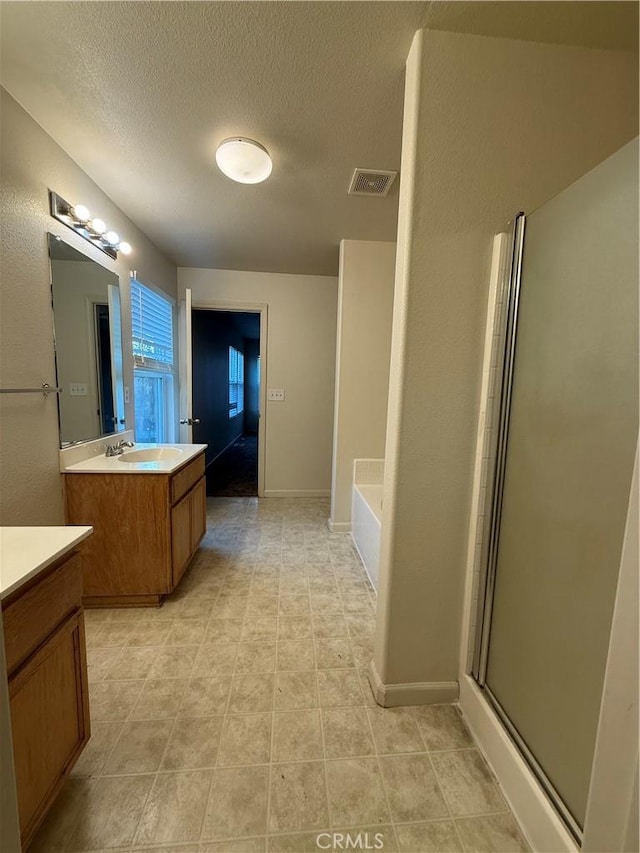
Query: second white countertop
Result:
<box><xmin>0</xmin><ymin>526</ymin><xmax>93</xmax><ymax>601</ymax></box>
<box><xmin>62</xmin><ymin>443</ymin><xmax>207</xmax><ymax>474</ymax></box>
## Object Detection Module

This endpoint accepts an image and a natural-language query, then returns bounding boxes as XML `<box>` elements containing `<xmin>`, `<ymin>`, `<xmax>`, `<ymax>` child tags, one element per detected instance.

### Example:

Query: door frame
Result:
<box><xmin>189</xmin><ymin>299</ymin><xmax>268</xmax><ymax>498</ymax></box>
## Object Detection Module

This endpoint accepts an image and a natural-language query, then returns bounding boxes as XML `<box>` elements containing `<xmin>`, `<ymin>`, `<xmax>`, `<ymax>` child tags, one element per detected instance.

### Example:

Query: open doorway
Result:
<box><xmin>191</xmin><ymin>309</ymin><xmax>261</xmax><ymax>496</ymax></box>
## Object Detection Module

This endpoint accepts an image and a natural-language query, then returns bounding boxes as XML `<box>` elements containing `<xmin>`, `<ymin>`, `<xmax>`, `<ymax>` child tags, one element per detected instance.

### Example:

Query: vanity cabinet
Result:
<box><xmin>63</xmin><ymin>451</ymin><xmax>206</xmax><ymax>606</ymax></box>
<box><xmin>2</xmin><ymin>550</ymin><xmax>90</xmax><ymax>850</ymax></box>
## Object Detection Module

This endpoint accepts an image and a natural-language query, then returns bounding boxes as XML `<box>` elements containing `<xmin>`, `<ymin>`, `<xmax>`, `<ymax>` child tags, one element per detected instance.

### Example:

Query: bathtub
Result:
<box><xmin>351</xmin><ymin>460</ymin><xmax>384</xmax><ymax>592</ymax></box>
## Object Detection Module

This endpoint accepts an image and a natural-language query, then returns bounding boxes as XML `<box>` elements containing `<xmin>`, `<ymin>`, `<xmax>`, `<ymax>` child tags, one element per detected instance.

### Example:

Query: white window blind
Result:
<box><xmin>229</xmin><ymin>346</ymin><xmax>244</xmax><ymax>418</ymax></box>
<box><xmin>131</xmin><ymin>279</ymin><xmax>174</xmax><ymax>371</ymax></box>
<box><xmin>131</xmin><ymin>279</ymin><xmax>175</xmax><ymax>443</ymax></box>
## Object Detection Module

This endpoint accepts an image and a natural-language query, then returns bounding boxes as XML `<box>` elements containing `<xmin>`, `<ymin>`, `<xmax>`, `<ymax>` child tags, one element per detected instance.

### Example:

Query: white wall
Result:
<box><xmin>0</xmin><ymin>89</ymin><xmax>177</xmax><ymax>524</ymax></box>
<box><xmin>374</xmin><ymin>30</ymin><xmax>639</xmax><ymax>695</ymax></box>
<box><xmin>178</xmin><ymin>268</ymin><xmax>338</xmax><ymax>496</ymax></box>
<box><xmin>330</xmin><ymin>240</ymin><xmax>395</xmax><ymax>529</ymax></box>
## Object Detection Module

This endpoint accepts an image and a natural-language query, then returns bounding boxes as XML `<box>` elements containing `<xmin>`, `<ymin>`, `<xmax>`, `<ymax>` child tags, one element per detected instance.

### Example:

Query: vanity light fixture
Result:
<box><xmin>215</xmin><ymin>137</ymin><xmax>272</xmax><ymax>184</ymax></box>
<box><xmin>49</xmin><ymin>191</ymin><xmax>132</xmax><ymax>259</ymax></box>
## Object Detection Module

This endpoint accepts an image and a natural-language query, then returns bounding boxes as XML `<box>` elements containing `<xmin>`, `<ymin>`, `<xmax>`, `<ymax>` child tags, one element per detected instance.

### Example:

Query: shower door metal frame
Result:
<box><xmin>471</xmin><ymin>211</ymin><xmax>583</xmax><ymax>844</ymax></box>
<box><xmin>473</xmin><ymin>212</ymin><xmax>526</xmax><ymax>684</ymax></box>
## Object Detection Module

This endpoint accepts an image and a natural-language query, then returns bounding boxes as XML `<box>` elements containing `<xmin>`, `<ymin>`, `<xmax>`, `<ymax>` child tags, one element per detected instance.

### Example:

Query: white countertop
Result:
<box><xmin>62</xmin><ymin>443</ymin><xmax>207</xmax><ymax>474</ymax></box>
<box><xmin>0</xmin><ymin>526</ymin><xmax>93</xmax><ymax>601</ymax></box>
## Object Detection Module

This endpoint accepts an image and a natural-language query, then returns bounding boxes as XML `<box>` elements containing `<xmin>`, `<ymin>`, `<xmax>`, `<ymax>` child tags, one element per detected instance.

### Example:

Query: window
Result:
<box><xmin>229</xmin><ymin>346</ymin><xmax>244</xmax><ymax>418</ymax></box>
<box><xmin>131</xmin><ymin>279</ymin><xmax>176</xmax><ymax>443</ymax></box>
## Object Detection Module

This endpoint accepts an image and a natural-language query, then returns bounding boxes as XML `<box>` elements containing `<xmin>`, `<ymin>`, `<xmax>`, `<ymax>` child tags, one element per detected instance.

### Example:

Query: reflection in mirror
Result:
<box><xmin>48</xmin><ymin>234</ymin><xmax>125</xmax><ymax>446</ymax></box>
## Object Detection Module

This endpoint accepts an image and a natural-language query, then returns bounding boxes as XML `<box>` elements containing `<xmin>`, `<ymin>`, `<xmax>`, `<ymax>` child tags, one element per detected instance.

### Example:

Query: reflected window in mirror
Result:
<box><xmin>48</xmin><ymin>234</ymin><xmax>125</xmax><ymax>446</ymax></box>
<box><xmin>131</xmin><ymin>278</ymin><xmax>176</xmax><ymax>443</ymax></box>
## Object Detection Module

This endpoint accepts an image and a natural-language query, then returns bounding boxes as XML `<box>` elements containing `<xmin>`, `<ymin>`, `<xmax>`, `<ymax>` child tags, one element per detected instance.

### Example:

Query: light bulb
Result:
<box><xmin>90</xmin><ymin>218</ymin><xmax>106</xmax><ymax>235</ymax></box>
<box><xmin>105</xmin><ymin>231</ymin><xmax>119</xmax><ymax>246</ymax></box>
<box><xmin>119</xmin><ymin>241</ymin><xmax>132</xmax><ymax>255</ymax></box>
<box><xmin>72</xmin><ymin>204</ymin><xmax>90</xmax><ymax>222</ymax></box>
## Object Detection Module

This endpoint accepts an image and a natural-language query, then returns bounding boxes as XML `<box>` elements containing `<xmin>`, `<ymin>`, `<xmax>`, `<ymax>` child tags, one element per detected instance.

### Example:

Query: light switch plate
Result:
<box><xmin>268</xmin><ymin>388</ymin><xmax>285</xmax><ymax>401</ymax></box>
<box><xmin>69</xmin><ymin>383</ymin><xmax>88</xmax><ymax>396</ymax></box>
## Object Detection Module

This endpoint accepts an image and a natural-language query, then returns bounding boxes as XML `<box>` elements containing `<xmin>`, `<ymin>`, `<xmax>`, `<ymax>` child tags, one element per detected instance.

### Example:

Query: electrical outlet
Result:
<box><xmin>69</xmin><ymin>383</ymin><xmax>88</xmax><ymax>396</ymax></box>
<box><xmin>124</xmin><ymin>386</ymin><xmax>130</xmax><ymax>404</ymax></box>
<box><xmin>268</xmin><ymin>388</ymin><xmax>285</xmax><ymax>402</ymax></box>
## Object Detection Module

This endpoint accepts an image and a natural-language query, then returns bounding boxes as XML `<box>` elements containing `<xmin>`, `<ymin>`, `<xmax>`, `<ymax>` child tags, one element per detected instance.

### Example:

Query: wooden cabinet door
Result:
<box><xmin>190</xmin><ymin>477</ymin><xmax>207</xmax><ymax>553</ymax></box>
<box><xmin>9</xmin><ymin>611</ymin><xmax>90</xmax><ymax>849</ymax></box>
<box><xmin>171</xmin><ymin>491</ymin><xmax>192</xmax><ymax>586</ymax></box>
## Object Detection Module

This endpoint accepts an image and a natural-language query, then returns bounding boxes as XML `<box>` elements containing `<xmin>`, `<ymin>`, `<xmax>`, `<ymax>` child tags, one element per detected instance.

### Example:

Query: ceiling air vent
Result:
<box><xmin>348</xmin><ymin>168</ymin><xmax>398</xmax><ymax>198</ymax></box>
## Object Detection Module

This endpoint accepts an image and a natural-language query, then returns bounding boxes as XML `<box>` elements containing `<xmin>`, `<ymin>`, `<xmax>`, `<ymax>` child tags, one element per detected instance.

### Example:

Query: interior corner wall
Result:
<box><xmin>178</xmin><ymin>268</ymin><xmax>338</xmax><ymax>496</ymax></box>
<box><xmin>374</xmin><ymin>29</ymin><xmax>639</xmax><ymax>690</ymax></box>
<box><xmin>0</xmin><ymin>88</ymin><xmax>177</xmax><ymax>524</ymax></box>
<box><xmin>330</xmin><ymin>240</ymin><xmax>396</xmax><ymax>528</ymax></box>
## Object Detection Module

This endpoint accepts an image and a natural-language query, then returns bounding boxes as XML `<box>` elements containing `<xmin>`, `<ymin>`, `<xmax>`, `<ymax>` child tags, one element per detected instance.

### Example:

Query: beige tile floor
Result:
<box><xmin>33</xmin><ymin>498</ymin><xmax>529</xmax><ymax>853</ymax></box>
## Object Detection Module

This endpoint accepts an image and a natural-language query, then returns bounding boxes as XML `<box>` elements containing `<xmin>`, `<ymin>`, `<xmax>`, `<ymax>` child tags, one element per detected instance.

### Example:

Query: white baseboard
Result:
<box><xmin>459</xmin><ymin>674</ymin><xmax>577</xmax><ymax>853</ymax></box>
<box><xmin>368</xmin><ymin>660</ymin><xmax>459</xmax><ymax>707</ymax></box>
<box><xmin>263</xmin><ymin>490</ymin><xmax>331</xmax><ymax>498</ymax></box>
<box><xmin>328</xmin><ymin>519</ymin><xmax>352</xmax><ymax>533</ymax></box>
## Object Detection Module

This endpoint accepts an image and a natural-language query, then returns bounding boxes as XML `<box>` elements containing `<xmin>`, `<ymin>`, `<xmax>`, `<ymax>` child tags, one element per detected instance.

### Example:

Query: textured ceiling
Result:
<box><xmin>1</xmin><ymin>1</ymin><xmax>637</xmax><ymax>276</ymax></box>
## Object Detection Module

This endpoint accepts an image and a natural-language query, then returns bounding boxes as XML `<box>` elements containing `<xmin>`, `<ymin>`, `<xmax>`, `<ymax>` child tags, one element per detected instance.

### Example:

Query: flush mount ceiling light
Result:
<box><xmin>215</xmin><ymin>137</ymin><xmax>272</xmax><ymax>184</ymax></box>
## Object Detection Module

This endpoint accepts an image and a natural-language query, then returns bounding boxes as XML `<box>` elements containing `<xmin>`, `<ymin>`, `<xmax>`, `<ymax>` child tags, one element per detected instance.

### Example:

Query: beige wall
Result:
<box><xmin>0</xmin><ymin>89</ymin><xmax>177</xmax><ymax>524</ymax></box>
<box><xmin>178</xmin><ymin>268</ymin><xmax>338</xmax><ymax>495</ymax></box>
<box><xmin>330</xmin><ymin>240</ymin><xmax>395</xmax><ymax>528</ymax></box>
<box><xmin>374</xmin><ymin>30</ymin><xmax>639</xmax><ymax>690</ymax></box>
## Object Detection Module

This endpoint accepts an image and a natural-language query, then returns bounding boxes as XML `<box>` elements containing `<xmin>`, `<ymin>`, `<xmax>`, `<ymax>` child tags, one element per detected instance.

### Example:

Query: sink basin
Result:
<box><xmin>118</xmin><ymin>447</ymin><xmax>184</xmax><ymax>463</ymax></box>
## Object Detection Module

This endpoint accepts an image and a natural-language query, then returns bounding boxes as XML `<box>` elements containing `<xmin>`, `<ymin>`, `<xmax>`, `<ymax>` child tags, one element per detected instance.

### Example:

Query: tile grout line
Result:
<box><xmin>362</xmin><ymin>694</ymin><xmax>399</xmax><ymax>847</ymax></box>
<box><xmin>425</xmin><ymin>746</ymin><xmax>468</xmax><ymax>852</ymax></box>
<box><xmin>317</xmin><ymin>706</ymin><xmax>334</xmax><ymax>833</ymax></box>
<box><xmin>200</xmin><ymin>590</ymin><xmax>244</xmax><ymax>846</ymax></box>
<box><xmin>264</xmin><ymin>611</ymin><xmax>279</xmax><ymax>840</ymax></box>
<box><xmin>331</xmin><ymin>548</ymin><xmax>397</xmax><ymax>846</ymax></box>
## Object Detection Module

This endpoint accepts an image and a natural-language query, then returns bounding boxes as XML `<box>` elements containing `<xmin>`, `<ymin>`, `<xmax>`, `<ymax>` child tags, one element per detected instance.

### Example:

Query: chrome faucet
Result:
<box><xmin>105</xmin><ymin>439</ymin><xmax>135</xmax><ymax>457</ymax></box>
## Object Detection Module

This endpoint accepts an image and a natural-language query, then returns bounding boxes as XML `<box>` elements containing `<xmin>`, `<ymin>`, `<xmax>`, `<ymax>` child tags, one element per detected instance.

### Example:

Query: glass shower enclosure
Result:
<box><xmin>473</xmin><ymin>139</ymin><xmax>638</xmax><ymax>840</ymax></box>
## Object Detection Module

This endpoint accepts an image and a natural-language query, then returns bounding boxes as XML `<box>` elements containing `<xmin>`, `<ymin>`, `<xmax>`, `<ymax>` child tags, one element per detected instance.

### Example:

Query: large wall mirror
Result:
<box><xmin>48</xmin><ymin>234</ymin><xmax>126</xmax><ymax>446</ymax></box>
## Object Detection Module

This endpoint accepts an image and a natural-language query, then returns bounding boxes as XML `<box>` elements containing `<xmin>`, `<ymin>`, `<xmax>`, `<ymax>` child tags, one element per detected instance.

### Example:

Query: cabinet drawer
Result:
<box><xmin>170</xmin><ymin>453</ymin><xmax>205</xmax><ymax>505</ymax></box>
<box><xmin>3</xmin><ymin>552</ymin><xmax>83</xmax><ymax>677</ymax></box>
